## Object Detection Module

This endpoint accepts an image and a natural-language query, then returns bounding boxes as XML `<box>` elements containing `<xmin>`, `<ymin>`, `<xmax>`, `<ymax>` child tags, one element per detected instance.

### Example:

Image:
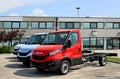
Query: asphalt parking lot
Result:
<box><xmin>0</xmin><ymin>54</ymin><xmax>120</xmax><ymax>79</ymax></box>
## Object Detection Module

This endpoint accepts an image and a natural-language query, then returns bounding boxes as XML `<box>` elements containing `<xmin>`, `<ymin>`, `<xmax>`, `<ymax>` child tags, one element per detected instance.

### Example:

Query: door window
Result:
<box><xmin>68</xmin><ymin>32</ymin><xmax>78</xmax><ymax>45</ymax></box>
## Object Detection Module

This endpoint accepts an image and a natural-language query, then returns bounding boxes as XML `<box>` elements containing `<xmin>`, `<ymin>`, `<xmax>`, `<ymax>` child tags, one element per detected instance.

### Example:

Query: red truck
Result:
<box><xmin>31</xmin><ymin>29</ymin><xmax>107</xmax><ymax>75</ymax></box>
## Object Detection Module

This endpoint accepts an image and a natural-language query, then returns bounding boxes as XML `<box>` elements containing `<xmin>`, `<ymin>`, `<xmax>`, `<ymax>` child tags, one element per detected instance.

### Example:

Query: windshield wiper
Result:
<box><xmin>42</xmin><ymin>43</ymin><xmax>62</xmax><ymax>45</ymax></box>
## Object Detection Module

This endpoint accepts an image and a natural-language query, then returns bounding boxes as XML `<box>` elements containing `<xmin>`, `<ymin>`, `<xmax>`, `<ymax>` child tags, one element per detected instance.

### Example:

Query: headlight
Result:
<box><xmin>49</xmin><ymin>49</ymin><xmax>62</xmax><ymax>56</ymax></box>
<box><xmin>27</xmin><ymin>50</ymin><xmax>33</xmax><ymax>56</ymax></box>
<box><xmin>27</xmin><ymin>52</ymin><xmax>33</xmax><ymax>56</ymax></box>
<box><xmin>14</xmin><ymin>46</ymin><xmax>20</xmax><ymax>50</ymax></box>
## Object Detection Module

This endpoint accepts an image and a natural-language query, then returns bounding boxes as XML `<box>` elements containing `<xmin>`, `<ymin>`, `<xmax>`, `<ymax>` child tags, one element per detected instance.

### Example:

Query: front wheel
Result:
<box><xmin>99</xmin><ymin>56</ymin><xmax>107</xmax><ymax>66</ymax></box>
<box><xmin>58</xmin><ymin>60</ymin><xmax>70</xmax><ymax>75</ymax></box>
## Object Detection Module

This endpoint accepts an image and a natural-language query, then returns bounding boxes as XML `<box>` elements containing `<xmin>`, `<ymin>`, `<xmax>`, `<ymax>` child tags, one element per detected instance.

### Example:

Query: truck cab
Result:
<box><xmin>17</xmin><ymin>33</ymin><xmax>47</xmax><ymax>67</ymax></box>
<box><xmin>31</xmin><ymin>29</ymin><xmax>107</xmax><ymax>75</ymax></box>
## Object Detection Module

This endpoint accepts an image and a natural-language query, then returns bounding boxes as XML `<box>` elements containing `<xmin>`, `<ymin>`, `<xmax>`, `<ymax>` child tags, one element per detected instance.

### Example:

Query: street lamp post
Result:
<box><xmin>76</xmin><ymin>7</ymin><xmax>80</xmax><ymax>17</ymax></box>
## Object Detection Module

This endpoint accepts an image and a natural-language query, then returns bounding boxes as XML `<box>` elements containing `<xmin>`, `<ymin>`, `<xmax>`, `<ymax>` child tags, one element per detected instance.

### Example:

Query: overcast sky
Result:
<box><xmin>0</xmin><ymin>0</ymin><xmax>120</xmax><ymax>17</ymax></box>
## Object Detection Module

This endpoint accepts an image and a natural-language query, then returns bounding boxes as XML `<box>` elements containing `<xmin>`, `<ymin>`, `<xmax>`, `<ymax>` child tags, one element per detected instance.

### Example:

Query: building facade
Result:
<box><xmin>0</xmin><ymin>16</ymin><xmax>120</xmax><ymax>50</ymax></box>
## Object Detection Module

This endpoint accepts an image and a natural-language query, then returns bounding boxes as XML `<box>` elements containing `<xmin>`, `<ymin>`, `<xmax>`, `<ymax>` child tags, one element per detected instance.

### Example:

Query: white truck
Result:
<box><xmin>17</xmin><ymin>33</ymin><xmax>47</xmax><ymax>67</ymax></box>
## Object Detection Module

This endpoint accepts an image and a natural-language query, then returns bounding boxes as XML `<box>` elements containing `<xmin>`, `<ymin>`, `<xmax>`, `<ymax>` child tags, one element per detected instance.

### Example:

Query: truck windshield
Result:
<box><xmin>42</xmin><ymin>32</ymin><xmax>69</xmax><ymax>45</ymax></box>
<box><xmin>20</xmin><ymin>37</ymin><xmax>30</xmax><ymax>44</ymax></box>
<box><xmin>26</xmin><ymin>34</ymin><xmax>46</xmax><ymax>44</ymax></box>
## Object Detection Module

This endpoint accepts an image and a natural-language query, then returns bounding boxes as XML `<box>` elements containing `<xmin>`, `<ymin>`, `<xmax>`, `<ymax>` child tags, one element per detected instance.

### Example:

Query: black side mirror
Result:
<box><xmin>63</xmin><ymin>40</ymin><xmax>71</xmax><ymax>49</ymax></box>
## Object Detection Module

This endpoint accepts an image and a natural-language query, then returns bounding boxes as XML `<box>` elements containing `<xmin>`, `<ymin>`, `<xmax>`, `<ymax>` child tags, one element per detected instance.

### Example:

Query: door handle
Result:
<box><xmin>78</xmin><ymin>48</ymin><xmax>80</xmax><ymax>52</ymax></box>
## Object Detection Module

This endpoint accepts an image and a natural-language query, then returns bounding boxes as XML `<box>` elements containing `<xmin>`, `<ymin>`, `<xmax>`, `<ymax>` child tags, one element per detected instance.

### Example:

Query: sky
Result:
<box><xmin>0</xmin><ymin>0</ymin><xmax>120</xmax><ymax>17</ymax></box>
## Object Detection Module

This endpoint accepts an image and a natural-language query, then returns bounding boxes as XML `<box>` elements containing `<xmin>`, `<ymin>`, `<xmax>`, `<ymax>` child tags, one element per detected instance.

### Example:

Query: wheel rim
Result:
<box><xmin>61</xmin><ymin>62</ymin><xmax>69</xmax><ymax>74</ymax></box>
<box><xmin>102</xmin><ymin>57</ymin><xmax>107</xmax><ymax>65</ymax></box>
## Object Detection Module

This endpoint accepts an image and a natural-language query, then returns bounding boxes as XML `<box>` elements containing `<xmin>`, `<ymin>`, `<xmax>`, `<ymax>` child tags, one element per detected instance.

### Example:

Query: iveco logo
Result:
<box><xmin>36</xmin><ymin>52</ymin><xmax>43</xmax><ymax>54</ymax></box>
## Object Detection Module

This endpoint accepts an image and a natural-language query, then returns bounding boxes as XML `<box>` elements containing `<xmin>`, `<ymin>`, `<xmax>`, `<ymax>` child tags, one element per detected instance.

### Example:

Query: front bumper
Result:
<box><xmin>31</xmin><ymin>60</ymin><xmax>61</xmax><ymax>70</ymax></box>
<box><xmin>17</xmin><ymin>56</ymin><xmax>31</xmax><ymax>62</ymax></box>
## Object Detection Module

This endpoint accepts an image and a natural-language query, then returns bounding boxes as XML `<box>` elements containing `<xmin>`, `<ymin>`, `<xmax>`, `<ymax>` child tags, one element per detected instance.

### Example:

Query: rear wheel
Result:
<box><xmin>58</xmin><ymin>60</ymin><xmax>70</xmax><ymax>75</ymax></box>
<box><xmin>99</xmin><ymin>56</ymin><xmax>107</xmax><ymax>66</ymax></box>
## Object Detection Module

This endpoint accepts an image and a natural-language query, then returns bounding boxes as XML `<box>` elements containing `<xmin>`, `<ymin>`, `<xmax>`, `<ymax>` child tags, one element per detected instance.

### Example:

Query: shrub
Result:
<box><xmin>0</xmin><ymin>46</ymin><xmax>14</xmax><ymax>53</ymax></box>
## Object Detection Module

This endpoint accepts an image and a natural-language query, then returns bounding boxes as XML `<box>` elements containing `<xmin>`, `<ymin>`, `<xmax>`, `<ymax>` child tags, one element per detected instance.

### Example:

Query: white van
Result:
<box><xmin>17</xmin><ymin>33</ymin><xmax>47</xmax><ymax>67</ymax></box>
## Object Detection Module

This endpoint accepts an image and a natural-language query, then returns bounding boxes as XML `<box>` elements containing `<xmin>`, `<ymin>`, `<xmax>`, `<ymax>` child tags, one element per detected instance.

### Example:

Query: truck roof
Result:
<box><xmin>50</xmin><ymin>29</ymin><xmax>80</xmax><ymax>33</ymax></box>
<box><xmin>32</xmin><ymin>32</ymin><xmax>48</xmax><ymax>35</ymax></box>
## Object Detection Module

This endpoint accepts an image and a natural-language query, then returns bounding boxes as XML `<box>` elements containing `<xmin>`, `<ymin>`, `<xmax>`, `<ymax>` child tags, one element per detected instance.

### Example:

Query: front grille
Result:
<box><xmin>18</xmin><ymin>57</ymin><xmax>30</xmax><ymax>62</ymax></box>
<box><xmin>32</xmin><ymin>54</ymin><xmax>49</xmax><ymax>60</ymax></box>
<box><xmin>19</xmin><ymin>52</ymin><xmax>28</xmax><ymax>56</ymax></box>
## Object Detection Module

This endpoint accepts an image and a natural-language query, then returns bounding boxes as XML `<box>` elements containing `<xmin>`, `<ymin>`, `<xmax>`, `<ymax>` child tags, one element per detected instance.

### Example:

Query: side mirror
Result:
<box><xmin>63</xmin><ymin>40</ymin><xmax>71</xmax><ymax>49</ymax></box>
<box><xmin>13</xmin><ymin>42</ymin><xmax>18</xmax><ymax>46</ymax></box>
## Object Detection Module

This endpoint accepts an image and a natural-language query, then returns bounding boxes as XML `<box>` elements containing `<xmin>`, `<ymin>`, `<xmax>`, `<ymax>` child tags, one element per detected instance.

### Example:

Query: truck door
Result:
<box><xmin>64</xmin><ymin>32</ymin><xmax>82</xmax><ymax>65</ymax></box>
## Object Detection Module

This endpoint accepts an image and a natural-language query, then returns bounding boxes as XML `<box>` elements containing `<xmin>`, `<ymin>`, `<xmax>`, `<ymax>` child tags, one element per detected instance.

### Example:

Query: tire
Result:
<box><xmin>99</xmin><ymin>56</ymin><xmax>107</xmax><ymax>66</ymax></box>
<box><xmin>22</xmin><ymin>62</ymin><xmax>31</xmax><ymax>67</ymax></box>
<box><xmin>58</xmin><ymin>60</ymin><xmax>70</xmax><ymax>75</ymax></box>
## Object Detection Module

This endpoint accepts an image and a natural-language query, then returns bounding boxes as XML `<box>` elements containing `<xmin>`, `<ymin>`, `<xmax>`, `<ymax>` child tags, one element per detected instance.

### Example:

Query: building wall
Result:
<box><xmin>58</xmin><ymin>17</ymin><xmax>120</xmax><ymax>50</ymax></box>
<box><xmin>0</xmin><ymin>16</ymin><xmax>120</xmax><ymax>50</ymax></box>
<box><xmin>58</xmin><ymin>17</ymin><xmax>120</xmax><ymax>22</ymax></box>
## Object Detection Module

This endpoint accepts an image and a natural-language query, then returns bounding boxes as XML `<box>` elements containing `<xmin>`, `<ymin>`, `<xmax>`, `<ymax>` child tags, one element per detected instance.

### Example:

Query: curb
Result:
<box><xmin>108</xmin><ymin>61</ymin><xmax>120</xmax><ymax>64</ymax></box>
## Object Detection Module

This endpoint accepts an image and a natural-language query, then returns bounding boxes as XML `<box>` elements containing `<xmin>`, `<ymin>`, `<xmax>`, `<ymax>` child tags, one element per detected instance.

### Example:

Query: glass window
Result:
<box><xmin>20</xmin><ymin>37</ymin><xmax>30</xmax><ymax>44</ymax></box>
<box><xmin>107</xmin><ymin>38</ymin><xmax>113</xmax><ymax>49</ymax></box>
<box><xmin>113</xmin><ymin>38</ymin><xmax>119</xmax><ymax>49</ymax></box>
<box><xmin>66</xmin><ymin>22</ymin><xmax>73</xmax><ymax>29</ymax></box>
<box><xmin>27</xmin><ymin>34</ymin><xmax>46</xmax><ymax>44</ymax></box>
<box><xmin>74</xmin><ymin>22</ymin><xmax>80</xmax><ymax>29</ymax></box>
<box><xmin>46</xmin><ymin>22</ymin><xmax>53</xmax><ymax>29</ymax></box>
<box><xmin>12</xmin><ymin>40</ymin><xmax>19</xmax><ymax>46</ymax></box>
<box><xmin>90</xmin><ymin>38</ymin><xmax>97</xmax><ymax>49</ymax></box>
<box><xmin>83</xmin><ymin>22</ymin><xmax>90</xmax><ymax>29</ymax></box>
<box><xmin>42</xmin><ymin>32</ymin><xmax>69</xmax><ymax>45</ymax></box>
<box><xmin>98</xmin><ymin>23</ymin><xmax>104</xmax><ymax>29</ymax></box>
<box><xmin>20</xmin><ymin>22</ymin><xmax>28</xmax><ymax>28</ymax></box>
<box><xmin>20</xmin><ymin>38</ymin><xmax>26</xmax><ymax>44</ymax></box>
<box><xmin>106</xmin><ymin>23</ymin><xmax>113</xmax><ymax>29</ymax></box>
<box><xmin>31</xmin><ymin>22</ymin><xmax>38</xmax><ymax>28</ymax></box>
<box><xmin>39</xmin><ymin>22</ymin><xmax>45</xmax><ymax>28</ymax></box>
<box><xmin>59</xmin><ymin>22</ymin><xmax>66</xmax><ymax>29</ymax></box>
<box><xmin>2</xmin><ymin>41</ymin><xmax>9</xmax><ymax>46</ymax></box>
<box><xmin>107</xmin><ymin>37</ymin><xmax>120</xmax><ymax>49</ymax></box>
<box><xmin>91</xmin><ymin>22</ymin><xmax>97</xmax><ymax>29</ymax></box>
<box><xmin>3</xmin><ymin>22</ymin><xmax>11</xmax><ymax>28</ymax></box>
<box><xmin>12</xmin><ymin>22</ymin><xmax>19</xmax><ymax>28</ymax></box>
<box><xmin>83</xmin><ymin>37</ymin><xmax>104</xmax><ymax>50</ymax></box>
<box><xmin>68</xmin><ymin>32</ymin><xmax>78</xmax><ymax>45</ymax></box>
<box><xmin>83</xmin><ymin>38</ymin><xmax>89</xmax><ymax>50</ymax></box>
<box><xmin>97</xmin><ymin>38</ymin><xmax>104</xmax><ymax>49</ymax></box>
<box><xmin>113</xmin><ymin>23</ymin><xmax>119</xmax><ymax>29</ymax></box>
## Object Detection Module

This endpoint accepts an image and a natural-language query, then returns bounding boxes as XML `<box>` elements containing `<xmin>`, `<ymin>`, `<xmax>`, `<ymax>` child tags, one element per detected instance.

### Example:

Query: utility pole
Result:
<box><xmin>76</xmin><ymin>7</ymin><xmax>80</xmax><ymax>17</ymax></box>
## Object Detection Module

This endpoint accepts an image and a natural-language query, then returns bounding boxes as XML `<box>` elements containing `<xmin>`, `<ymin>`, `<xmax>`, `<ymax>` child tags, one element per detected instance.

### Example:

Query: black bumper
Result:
<box><xmin>31</xmin><ymin>60</ymin><xmax>61</xmax><ymax>69</ymax></box>
<box><xmin>17</xmin><ymin>57</ymin><xmax>31</xmax><ymax>62</ymax></box>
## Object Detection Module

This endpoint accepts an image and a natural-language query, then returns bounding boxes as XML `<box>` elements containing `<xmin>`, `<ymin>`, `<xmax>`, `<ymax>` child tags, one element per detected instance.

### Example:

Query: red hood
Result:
<box><xmin>33</xmin><ymin>45</ymin><xmax>63</xmax><ymax>56</ymax></box>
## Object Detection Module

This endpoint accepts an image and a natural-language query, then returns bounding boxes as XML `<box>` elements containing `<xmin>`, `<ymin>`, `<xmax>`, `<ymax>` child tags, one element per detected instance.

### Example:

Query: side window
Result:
<box><xmin>68</xmin><ymin>32</ymin><xmax>78</xmax><ymax>45</ymax></box>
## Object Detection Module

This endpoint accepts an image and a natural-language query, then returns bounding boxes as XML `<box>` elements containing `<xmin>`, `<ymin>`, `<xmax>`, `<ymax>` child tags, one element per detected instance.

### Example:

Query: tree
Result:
<box><xmin>0</xmin><ymin>30</ymin><xmax>7</xmax><ymax>42</ymax></box>
<box><xmin>0</xmin><ymin>29</ymin><xmax>26</xmax><ymax>47</ymax></box>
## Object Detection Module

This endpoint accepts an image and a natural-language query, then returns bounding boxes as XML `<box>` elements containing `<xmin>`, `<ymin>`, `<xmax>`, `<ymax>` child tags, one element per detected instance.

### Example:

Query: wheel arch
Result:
<box><xmin>61</xmin><ymin>57</ymin><xmax>71</xmax><ymax>66</ymax></box>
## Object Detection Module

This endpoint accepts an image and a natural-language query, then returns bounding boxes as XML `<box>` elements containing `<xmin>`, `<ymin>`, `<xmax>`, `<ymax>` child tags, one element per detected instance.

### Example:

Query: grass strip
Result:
<box><xmin>107</xmin><ymin>56</ymin><xmax>120</xmax><ymax>63</ymax></box>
